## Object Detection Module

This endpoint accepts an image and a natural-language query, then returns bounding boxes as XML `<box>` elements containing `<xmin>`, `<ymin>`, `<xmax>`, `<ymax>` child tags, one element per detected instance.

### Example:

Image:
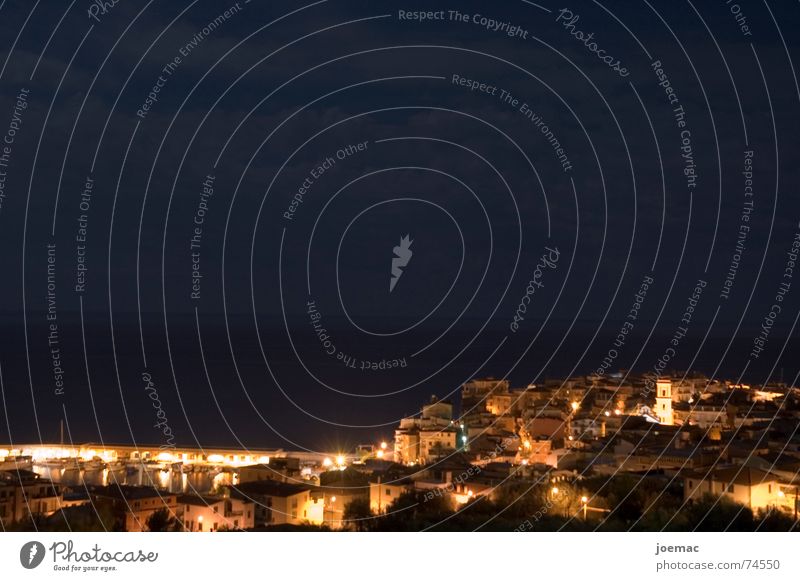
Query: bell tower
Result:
<box><xmin>656</xmin><ymin>378</ymin><xmax>673</xmax><ymax>425</ymax></box>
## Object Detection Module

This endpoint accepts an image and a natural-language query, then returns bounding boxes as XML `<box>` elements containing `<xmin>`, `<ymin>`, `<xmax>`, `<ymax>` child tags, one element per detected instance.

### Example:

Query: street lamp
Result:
<box><xmin>581</xmin><ymin>496</ymin><xmax>588</xmax><ymax>520</ymax></box>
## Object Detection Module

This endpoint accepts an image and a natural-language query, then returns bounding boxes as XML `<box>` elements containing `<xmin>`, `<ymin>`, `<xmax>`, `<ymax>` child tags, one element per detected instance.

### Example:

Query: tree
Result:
<box><xmin>368</xmin><ymin>490</ymin><xmax>454</xmax><ymax>531</ymax></box>
<box><xmin>673</xmin><ymin>494</ymin><xmax>755</xmax><ymax>532</ymax></box>
<box><xmin>755</xmin><ymin>509</ymin><xmax>796</xmax><ymax>532</ymax></box>
<box><xmin>343</xmin><ymin>497</ymin><xmax>373</xmax><ymax>531</ymax></box>
<box><xmin>145</xmin><ymin>508</ymin><xmax>178</xmax><ymax>532</ymax></box>
<box><xmin>493</xmin><ymin>481</ymin><xmax>548</xmax><ymax>518</ymax></box>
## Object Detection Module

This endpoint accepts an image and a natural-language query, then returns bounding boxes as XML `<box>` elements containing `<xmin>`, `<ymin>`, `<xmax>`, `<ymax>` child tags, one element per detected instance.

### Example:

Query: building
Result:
<box><xmin>369</xmin><ymin>476</ymin><xmax>414</xmax><ymax>513</ymax></box>
<box><xmin>509</xmin><ymin>385</ymin><xmax>539</xmax><ymax>418</ymax></box>
<box><xmin>394</xmin><ymin>396</ymin><xmax>458</xmax><ymax>465</ymax></box>
<box><xmin>0</xmin><ymin>455</ymin><xmax>32</xmax><ymax>471</ymax></box>
<box><xmin>421</xmin><ymin>398</ymin><xmax>453</xmax><ymax>421</ymax></box>
<box><xmin>177</xmin><ymin>492</ymin><xmax>254</xmax><ymax>531</ymax></box>
<box><xmin>91</xmin><ymin>485</ymin><xmax>177</xmax><ymax>532</ymax></box>
<box><xmin>0</xmin><ymin>444</ymin><xmax>324</xmax><ymax>470</ymax></box>
<box><xmin>672</xmin><ymin>399</ymin><xmax>734</xmax><ymax>429</ymax></box>
<box><xmin>517</xmin><ymin>438</ymin><xmax>554</xmax><ymax>466</ymax></box>
<box><xmin>462</xmin><ymin>378</ymin><xmax>514</xmax><ymax>422</ymax></box>
<box><xmin>233</xmin><ymin>480</ymin><xmax>320</xmax><ymax>527</ymax></box>
<box><xmin>417</xmin><ymin>428</ymin><xmax>458</xmax><ymax>464</ymax></box>
<box><xmin>683</xmin><ymin>467</ymin><xmax>783</xmax><ymax>511</ymax></box>
<box><xmin>524</xmin><ymin>417</ymin><xmax>567</xmax><ymax>441</ymax></box>
<box><xmin>318</xmin><ymin>468</ymin><xmax>370</xmax><ymax>529</ymax></box>
<box><xmin>656</xmin><ymin>379</ymin><xmax>674</xmax><ymax>425</ymax></box>
<box><xmin>238</xmin><ymin>458</ymin><xmax>302</xmax><ymax>484</ymax></box>
<box><xmin>409</xmin><ymin>453</ymin><xmax>491</xmax><ymax>506</ymax></box>
<box><xmin>462</xmin><ymin>378</ymin><xmax>510</xmax><ymax>402</ymax></box>
<box><xmin>393</xmin><ymin>429</ymin><xmax>420</xmax><ymax>466</ymax></box>
<box><xmin>0</xmin><ymin>470</ymin><xmax>63</xmax><ymax>526</ymax></box>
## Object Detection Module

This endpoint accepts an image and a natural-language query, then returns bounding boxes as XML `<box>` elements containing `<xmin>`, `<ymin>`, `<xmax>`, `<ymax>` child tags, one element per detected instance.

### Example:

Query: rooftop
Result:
<box><xmin>233</xmin><ymin>480</ymin><xmax>311</xmax><ymax>498</ymax></box>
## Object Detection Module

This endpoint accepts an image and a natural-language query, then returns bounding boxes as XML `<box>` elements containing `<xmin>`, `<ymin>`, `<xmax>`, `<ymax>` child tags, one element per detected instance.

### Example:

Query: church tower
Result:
<box><xmin>656</xmin><ymin>378</ymin><xmax>674</xmax><ymax>425</ymax></box>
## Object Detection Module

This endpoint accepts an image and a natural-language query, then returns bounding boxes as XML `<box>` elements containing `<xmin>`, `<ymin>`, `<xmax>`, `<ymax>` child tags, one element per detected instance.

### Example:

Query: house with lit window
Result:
<box><xmin>177</xmin><ymin>492</ymin><xmax>254</xmax><ymax>531</ymax></box>
<box><xmin>232</xmin><ymin>480</ymin><xmax>321</xmax><ymax>527</ymax></box>
<box><xmin>317</xmin><ymin>468</ymin><xmax>370</xmax><ymax>529</ymax></box>
<box><xmin>682</xmin><ymin>467</ymin><xmax>783</xmax><ymax>511</ymax></box>
<box><xmin>369</xmin><ymin>476</ymin><xmax>414</xmax><ymax>513</ymax></box>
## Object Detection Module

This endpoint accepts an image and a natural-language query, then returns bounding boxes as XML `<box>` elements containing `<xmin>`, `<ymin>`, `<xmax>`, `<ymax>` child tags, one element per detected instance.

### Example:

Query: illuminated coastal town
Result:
<box><xmin>2</xmin><ymin>372</ymin><xmax>799</xmax><ymax>531</ymax></box>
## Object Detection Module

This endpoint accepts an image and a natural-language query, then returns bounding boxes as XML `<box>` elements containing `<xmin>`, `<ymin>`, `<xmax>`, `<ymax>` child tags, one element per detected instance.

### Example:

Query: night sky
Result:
<box><xmin>0</xmin><ymin>0</ymin><xmax>798</xmax><ymax>452</ymax></box>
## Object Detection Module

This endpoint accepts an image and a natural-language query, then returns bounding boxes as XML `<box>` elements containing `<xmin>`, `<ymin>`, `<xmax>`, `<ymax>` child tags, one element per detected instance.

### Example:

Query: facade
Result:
<box><xmin>462</xmin><ymin>378</ymin><xmax>510</xmax><ymax>401</ymax></box>
<box><xmin>394</xmin><ymin>396</ymin><xmax>458</xmax><ymax>465</ymax></box>
<box><xmin>509</xmin><ymin>386</ymin><xmax>539</xmax><ymax>418</ymax></box>
<box><xmin>394</xmin><ymin>430</ymin><xmax>421</xmax><ymax>466</ymax></box>
<box><xmin>369</xmin><ymin>478</ymin><xmax>414</xmax><ymax>513</ymax></box>
<box><xmin>673</xmin><ymin>401</ymin><xmax>733</xmax><ymax>429</ymax></box>
<box><xmin>177</xmin><ymin>492</ymin><xmax>254</xmax><ymax>531</ymax></box>
<box><xmin>0</xmin><ymin>470</ymin><xmax>63</xmax><ymax>526</ymax></box>
<box><xmin>656</xmin><ymin>379</ymin><xmax>674</xmax><ymax>425</ymax></box>
<box><xmin>683</xmin><ymin>467</ymin><xmax>783</xmax><ymax>511</ymax></box>
<box><xmin>238</xmin><ymin>459</ymin><xmax>302</xmax><ymax>484</ymax></box>
<box><xmin>517</xmin><ymin>438</ymin><xmax>554</xmax><ymax>466</ymax></box>
<box><xmin>418</xmin><ymin>429</ymin><xmax>458</xmax><ymax>463</ymax></box>
<box><xmin>233</xmin><ymin>480</ymin><xmax>321</xmax><ymax>527</ymax></box>
<box><xmin>317</xmin><ymin>466</ymin><xmax>370</xmax><ymax>529</ymax></box>
<box><xmin>91</xmin><ymin>485</ymin><xmax>178</xmax><ymax>532</ymax></box>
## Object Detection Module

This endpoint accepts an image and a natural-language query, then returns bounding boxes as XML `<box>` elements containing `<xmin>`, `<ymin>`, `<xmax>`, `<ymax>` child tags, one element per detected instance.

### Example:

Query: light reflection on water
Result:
<box><xmin>33</xmin><ymin>465</ymin><xmax>235</xmax><ymax>494</ymax></box>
